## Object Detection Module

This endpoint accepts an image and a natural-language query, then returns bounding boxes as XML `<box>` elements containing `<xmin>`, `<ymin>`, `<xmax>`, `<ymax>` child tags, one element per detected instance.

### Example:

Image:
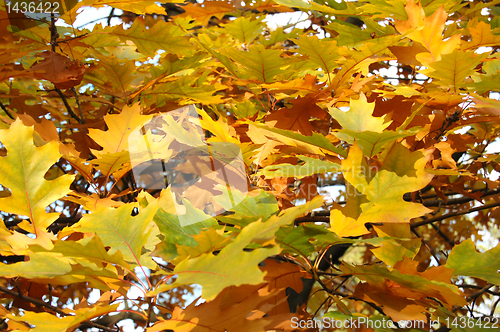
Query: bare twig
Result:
<box><xmin>431</xmin><ymin>222</ymin><xmax>455</xmax><ymax>247</ymax></box>
<box><xmin>411</xmin><ymin>201</ymin><xmax>500</xmax><ymax>229</ymax></box>
<box><xmin>412</xmin><ymin>228</ymin><xmax>442</xmax><ymax>265</ymax></box>
<box><xmin>71</xmin><ymin>87</ymin><xmax>85</xmax><ymax>124</ymax></box>
<box><xmin>467</xmin><ymin>284</ymin><xmax>495</xmax><ymax>302</ymax></box>
<box><xmin>0</xmin><ymin>101</ymin><xmax>14</xmax><ymax>119</ymax></box>
<box><xmin>55</xmin><ymin>89</ymin><xmax>85</xmax><ymax>124</ymax></box>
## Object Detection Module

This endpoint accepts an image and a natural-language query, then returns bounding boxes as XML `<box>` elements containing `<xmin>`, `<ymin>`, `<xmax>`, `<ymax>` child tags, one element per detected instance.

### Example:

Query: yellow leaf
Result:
<box><xmin>64</xmin><ymin>192</ymin><xmax>125</xmax><ymax>211</ymax></box>
<box><xmin>0</xmin><ymin>120</ymin><xmax>75</xmax><ymax>234</ymax></box>
<box><xmin>330</xmin><ymin>142</ymin><xmax>433</xmax><ymax>237</ymax></box>
<box><xmin>88</xmin><ymin>103</ymin><xmax>153</xmax><ymax>155</ymax></box>
<box><xmin>70</xmin><ymin>202</ymin><xmax>159</xmax><ymax>266</ymax></box>
<box><xmin>329</xmin><ymin>93</ymin><xmax>391</xmax><ymax>133</ymax></box>
<box><xmin>395</xmin><ymin>1</ymin><xmax>460</xmax><ymax>65</ymax></box>
<box><xmin>462</xmin><ymin>19</ymin><xmax>500</xmax><ymax>50</ymax></box>
<box><xmin>7</xmin><ymin>304</ymin><xmax>119</xmax><ymax>332</ymax></box>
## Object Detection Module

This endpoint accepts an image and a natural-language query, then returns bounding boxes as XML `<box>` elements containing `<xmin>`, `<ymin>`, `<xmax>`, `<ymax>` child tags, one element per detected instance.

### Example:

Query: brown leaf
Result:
<box><xmin>388</xmin><ymin>43</ymin><xmax>428</xmax><ymax>66</ymax></box>
<box><xmin>30</xmin><ymin>51</ymin><xmax>85</xmax><ymax>89</ymax></box>
<box><xmin>147</xmin><ymin>285</ymin><xmax>297</xmax><ymax>332</ymax></box>
<box><xmin>265</xmin><ymin>95</ymin><xmax>327</xmax><ymax>135</ymax></box>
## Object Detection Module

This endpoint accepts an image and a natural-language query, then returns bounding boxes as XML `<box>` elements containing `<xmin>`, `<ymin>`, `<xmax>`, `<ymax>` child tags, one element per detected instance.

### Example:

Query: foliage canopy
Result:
<box><xmin>1</xmin><ymin>0</ymin><xmax>500</xmax><ymax>331</ymax></box>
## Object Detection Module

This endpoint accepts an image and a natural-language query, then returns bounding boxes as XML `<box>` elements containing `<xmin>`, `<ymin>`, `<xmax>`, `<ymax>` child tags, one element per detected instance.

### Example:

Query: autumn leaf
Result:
<box><xmin>87</xmin><ymin>102</ymin><xmax>155</xmax><ymax>177</ymax></box>
<box><xmin>330</xmin><ymin>142</ymin><xmax>433</xmax><ymax>237</ymax></box>
<box><xmin>0</xmin><ymin>252</ymin><xmax>73</xmax><ymax>279</ymax></box>
<box><xmin>30</xmin><ymin>51</ymin><xmax>85</xmax><ymax>89</ymax></box>
<box><xmin>264</xmin><ymin>95</ymin><xmax>327</xmax><ymax>135</ymax></box>
<box><xmin>155</xmin><ymin>221</ymin><xmax>281</xmax><ymax>301</ymax></box>
<box><xmin>223</xmin><ymin>16</ymin><xmax>264</xmax><ymax>44</ymax></box>
<box><xmin>258</xmin><ymin>156</ymin><xmax>341</xmax><ymax>179</ymax></box>
<box><xmin>329</xmin><ymin>93</ymin><xmax>390</xmax><ymax>133</ymax></box>
<box><xmin>445</xmin><ymin>239</ymin><xmax>500</xmax><ymax>284</ymax></box>
<box><xmin>295</xmin><ymin>34</ymin><xmax>343</xmax><ymax>85</ymax></box>
<box><xmin>7</xmin><ymin>304</ymin><xmax>119</xmax><ymax>332</ymax></box>
<box><xmin>178</xmin><ymin>0</ymin><xmax>238</xmax><ymax>26</ymax></box>
<box><xmin>70</xmin><ymin>201</ymin><xmax>159</xmax><ymax>267</ymax></box>
<box><xmin>162</xmin><ymin>197</ymin><xmax>322</xmax><ymax>301</ymax></box>
<box><xmin>221</xmin><ymin>44</ymin><xmax>290</xmax><ymax>83</ymax></box>
<box><xmin>112</xmin><ymin>17</ymin><xmax>194</xmax><ymax>57</ymax></box>
<box><xmin>2</xmin><ymin>0</ymin><xmax>500</xmax><ymax>328</ymax></box>
<box><xmin>147</xmin><ymin>285</ymin><xmax>294</xmax><ymax>332</ymax></box>
<box><xmin>0</xmin><ymin>119</ymin><xmax>75</xmax><ymax>234</ymax></box>
<box><xmin>341</xmin><ymin>259</ymin><xmax>466</xmax><ymax>320</ymax></box>
<box><xmin>420</xmin><ymin>49</ymin><xmax>487</xmax><ymax>92</ymax></box>
<box><xmin>394</xmin><ymin>1</ymin><xmax>461</xmax><ymax>64</ymax></box>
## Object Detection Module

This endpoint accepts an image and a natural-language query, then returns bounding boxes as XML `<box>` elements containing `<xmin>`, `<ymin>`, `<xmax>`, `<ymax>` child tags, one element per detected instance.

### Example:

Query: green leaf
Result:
<box><xmin>215</xmin><ymin>188</ymin><xmax>279</xmax><ymax>227</ymax></box>
<box><xmin>295</xmin><ymin>34</ymin><xmax>343</xmax><ymax>83</ymax></box>
<box><xmin>326</xmin><ymin>20</ymin><xmax>373</xmax><ymax>46</ymax></box>
<box><xmin>445</xmin><ymin>239</ymin><xmax>500</xmax><ymax>284</ymax></box>
<box><xmin>334</xmin><ymin>129</ymin><xmax>419</xmax><ymax>157</ymax></box>
<box><xmin>162</xmin><ymin>221</ymin><xmax>281</xmax><ymax>301</ymax></box>
<box><xmin>145</xmin><ymin>74</ymin><xmax>227</xmax><ymax>106</ymax></box>
<box><xmin>258</xmin><ymin>156</ymin><xmax>342</xmax><ymax>179</ymax></box>
<box><xmin>221</xmin><ymin>44</ymin><xmax>290</xmax><ymax>83</ymax></box>
<box><xmin>70</xmin><ymin>201</ymin><xmax>159</xmax><ymax>266</ymax></box>
<box><xmin>0</xmin><ymin>252</ymin><xmax>72</xmax><ymax>278</ymax></box>
<box><xmin>222</xmin><ymin>16</ymin><xmax>264</xmax><ymax>44</ymax></box>
<box><xmin>164</xmin><ymin>196</ymin><xmax>322</xmax><ymax>300</ymax></box>
<box><xmin>84</xmin><ymin>54</ymin><xmax>139</xmax><ymax>99</ymax></box>
<box><xmin>247</xmin><ymin>122</ymin><xmax>347</xmax><ymax>157</ymax></box>
<box><xmin>277</xmin><ymin>224</ymin><xmax>330</xmax><ymax>256</ymax></box>
<box><xmin>153</xmin><ymin>202</ymin><xmax>219</xmax><ymax>261</ymax></box>
<box><xmin>112</xmin><ymin>17</ymin><xmax>194</xmax><ymax>57</ymax></box>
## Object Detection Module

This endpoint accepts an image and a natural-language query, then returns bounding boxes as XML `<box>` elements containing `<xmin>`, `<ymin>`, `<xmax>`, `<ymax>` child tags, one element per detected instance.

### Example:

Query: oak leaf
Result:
<box><xmin>0</xmin><ymin>120</ymin><xmax>75</xmax><ymax>234</ymax></box>
<box><xmin>30</xmin><ymin>51</ymin><xmax>85</xmax><ymax>89</ymax></box>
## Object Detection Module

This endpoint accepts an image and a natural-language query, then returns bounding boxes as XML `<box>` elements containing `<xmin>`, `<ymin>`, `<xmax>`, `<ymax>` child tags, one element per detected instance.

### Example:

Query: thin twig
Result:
<box><xmin>107</xmin><ymin>8</ymin><xmax>115</xmax><ymax>26</ymax></box>
<box><xmin>0</xmin><ymin>101</ymin><xmax>14</xmax><ymax>119</ymax></box>
<box><xmin>467</xmin><ymin>284</ymin><xmax>495</xmax><ymax>302</ymax></box>
<box><xmin>491</xmin><ymin>297</ymin><xmax>500</xmax><ymax>317</ymax></box>
<box><xmin>411</xmin><ymin>201</ymin><xmax>500</xmax><ymax>229</ymax></box>
<box><xmin>412</xmin><ymin>228</ymin><xmax>442</xmax><ymax>265</ymax></box>
<box><xmin>430</xmin><ymin>222</ymin><xmax>455</xmax><ymax>247</ymax></box>
<box><xmin>71</xmin><ymin>87</ymin><xmax>85</xmax><ymax>124</ymax></box>
<box><xmin>55</xmin><ymin>89</ymin><xmax>85</xmax><ymax>124</ymax></box>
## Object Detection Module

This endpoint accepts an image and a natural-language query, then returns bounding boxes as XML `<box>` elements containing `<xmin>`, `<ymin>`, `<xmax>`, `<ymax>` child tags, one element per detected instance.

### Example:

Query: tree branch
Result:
<box><xmin>466</xmin><ymin>284</ymin><xmax>495</xmax><ymax>302</ymax></box>
<box><xmin>411</xmin><ymin>201</ymin><xmax>500</xmax><ymax>229</ymax></box>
